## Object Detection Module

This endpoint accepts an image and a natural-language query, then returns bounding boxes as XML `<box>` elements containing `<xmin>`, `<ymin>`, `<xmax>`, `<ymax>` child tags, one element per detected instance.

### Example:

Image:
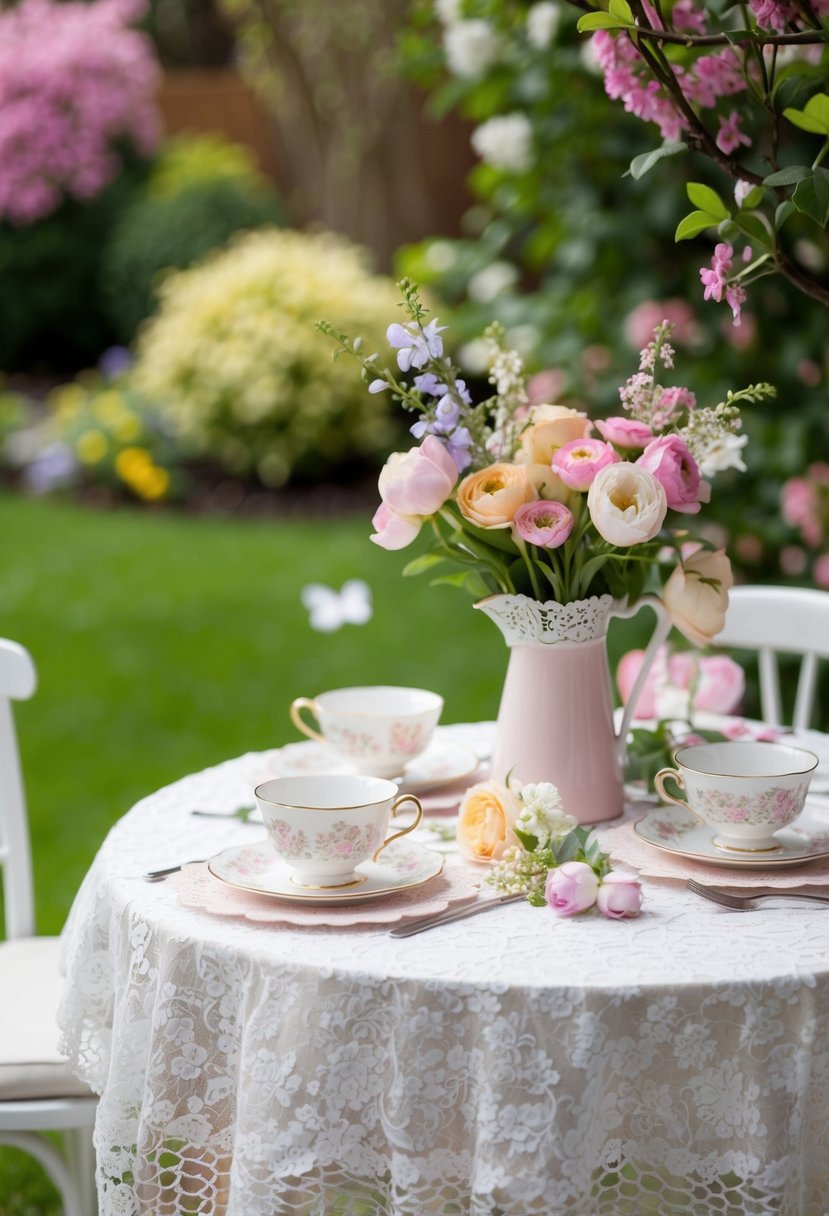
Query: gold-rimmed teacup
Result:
<box><xmin>254</xmin><ymin>774</ymin><xmax>423</xmax><ymax>888</ymax></box>
<box><xmin>654</xmin><ymin>740</ymin><xmax>818</xmax><ymax>853</ymax></box>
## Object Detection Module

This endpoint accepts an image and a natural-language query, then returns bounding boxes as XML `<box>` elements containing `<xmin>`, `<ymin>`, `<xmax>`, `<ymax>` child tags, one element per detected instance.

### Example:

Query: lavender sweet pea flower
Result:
<box><xmin>414</xmin><ymin>373</ymin><xmax>445</xmax><ymax>396</ymax></box>
<box><xmin>433</xmin><ymin>395</ymin><xmax>461</xmax><ymax>433</ymax></box>
<box><xmin>446</xmin><ymin>427</ymin><xmax>473</xmax><ymax>472</ymax></box>
<box><xmin>386</xmin><ymin>319</ymin><xmax>446</xmax><ymax>372</ymax></box>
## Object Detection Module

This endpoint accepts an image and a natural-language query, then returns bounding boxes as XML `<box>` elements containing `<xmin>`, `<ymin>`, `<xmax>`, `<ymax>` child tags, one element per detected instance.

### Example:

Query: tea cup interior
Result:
<box><xmin>674</xmin><ymin>740</ymin><xmax>818</xmax><ymax>779</ymax></box>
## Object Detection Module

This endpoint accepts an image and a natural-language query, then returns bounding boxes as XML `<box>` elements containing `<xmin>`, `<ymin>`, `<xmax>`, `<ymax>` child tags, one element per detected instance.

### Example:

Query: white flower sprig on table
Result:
<box><xmin>457</xmin><ymin>776</ymin><xmax>643</xmax><ymax>918</ymax></box>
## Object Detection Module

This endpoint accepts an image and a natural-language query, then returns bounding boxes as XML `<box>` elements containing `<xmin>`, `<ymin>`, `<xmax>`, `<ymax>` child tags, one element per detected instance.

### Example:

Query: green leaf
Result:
<box><xmin>513</xmin><ymin>827</ymin><xmax>539</xmax><ymax>853</ymax></box>
<box><xmin>675</xmin><ymin>210</ymin><xmax>719</xmax><ymax>240</ymax></box>
<box><xmin>775</xmin><ymin>199</ymin><xmax>795</xmax><ymax>229</ymax></box>
<box><xmin>762</xmin><ymin>165</ymin><xmax>812</xmax><ymax>187</ymax></box>
<box><xmin>733</xmin><ymin>213</ymin><xmax>773</xmax><ymax>250</ymax></box>
<box><xmin>686</xmin><ymin>182</ymin><xmax>730</xmax><ymax>219</ymax></box>
<box><xmin>739</xmin><ymin>185</ymin><xmax>765</xmax><ymax>210</ymax></box>
<box><xmin>402</xmin><ymin>552</ymin><xmax>446</xmax><ymax>577</ymax></box>
<box><xmin>608</xmin><ymin>0</ymin><xmax>635</xmax><ymax>20</ymax></box>
<box><xmin>784</xmin><ymin>94</ymin><xmax>829</xmax><ymax>135</ymax></box>
<box><xmin>577</xmin><ymin>11</ymin><xmax>632</xmax><ymax>30</ymax></box>
<box><xmin>792</xmin><ymin>166</ymin><xmax>829</xmax><ymax>226</ymax></box>
<box><xmin>626</xmin><ymin>141</ymin><xmax>686</xmax><ymax>181</ymax></box>
<box><xmin>459</xmin><ymin>519</ymin><xmax>519</xmax><ymax>555</ymax></box>
<box><xmin>527</xmin><ymin>890</ymin><xmax>546</xmax><ymax>907</ymax></box>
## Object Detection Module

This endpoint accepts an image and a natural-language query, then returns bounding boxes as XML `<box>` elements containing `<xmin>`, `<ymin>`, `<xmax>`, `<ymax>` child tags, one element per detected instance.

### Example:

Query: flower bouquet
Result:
<box><xmin>320</xmin><ymin>280</ymin><xmax>775</xmax><ymax>820</ymax></box>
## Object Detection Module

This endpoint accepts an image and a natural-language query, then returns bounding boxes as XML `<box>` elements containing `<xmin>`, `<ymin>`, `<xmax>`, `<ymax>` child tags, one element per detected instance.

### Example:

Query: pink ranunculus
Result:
<box><xmin>369</xmin><ymin>502</ymin><xmax>422</xmax><ymax>551</ymax></box>
<box><xmin>596</xmin><ymin>872</ymin><xmax>643</xmax><ymax>919</ymax></box>
<box><xmin>545</xmin><ymin>861</ymin><xmax>599</xmax><ymax>916</ymax></box>
<box><xmin>637</xmin><ymin>435</ymin><xmax>710</xmax><ymax>514</ymax></box>
<box><xmin>595</xmin><ymin>416</ymin><xmax>654</xmax><ymax>450</ymax></box>
<box><xmin>512</xmin><ymin>499</ymin><xmax>574</xmax><ymax>548</ymax></box>
<box><xmin>551</xmin><ymin>437</ymin><xmax>620</xmax><ymax>491</ymax></box>
<box><xmin>587</xmin><ymin>464</ymin><xmax>668</xmax><ymax>547</ymax></box>
<box><xmin>616</xmin><ymin>646</ymin><xmax>664</xmax><ymax>718</ymax></box>
<box><xmin>378</xmin><ymin>434</ymin><xmax>458</xmax><ymax>518</ymax></box>
<box><xmin>694</xmin><ymin>655</ymin><xmax>745</xmax><ymax>713</ymax></box>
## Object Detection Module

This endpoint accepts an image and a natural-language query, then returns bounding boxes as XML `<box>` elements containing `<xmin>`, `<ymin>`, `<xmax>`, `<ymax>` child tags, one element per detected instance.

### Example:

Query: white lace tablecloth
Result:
<box><xmin>57</xmin><ymin>723</ymin><xmax>829</xmax><ymax>1216</ymax></box>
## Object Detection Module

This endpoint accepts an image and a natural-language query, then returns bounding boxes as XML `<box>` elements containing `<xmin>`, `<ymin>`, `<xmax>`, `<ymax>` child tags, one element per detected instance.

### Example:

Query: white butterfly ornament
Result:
<box><xmin>301</xmin><ymin>580</ymin><xmax>373</xmax><ymax>633</ymax></box>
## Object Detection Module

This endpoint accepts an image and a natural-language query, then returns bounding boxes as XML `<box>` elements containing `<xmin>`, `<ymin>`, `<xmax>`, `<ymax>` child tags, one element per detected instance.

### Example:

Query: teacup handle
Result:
<box><xmin>653</xmin><ymin>767</ymin><xmax>704</xmax><ymax>824</ymax></box>
<box><xmin>372</xmin><ymin>794</ymin><xmax>423</xmax><ymax>862</ymax></box>
<box><xmin>290</xmin><ymin>697</ymin><xmax>326</xmax><ymax>744</ymax></box>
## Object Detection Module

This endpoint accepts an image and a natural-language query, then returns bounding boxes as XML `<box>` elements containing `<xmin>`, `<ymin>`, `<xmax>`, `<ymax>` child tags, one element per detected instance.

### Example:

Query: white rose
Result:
<box><xmin>444</xmin><ymin>20</ymin><xmax>500</xmax><ymax>78</ymax></box>
<box><xmin>526</xmin><ymin>2</ymin><xmax>560</xmax><ymax>49</ymax></box>
<box><xmin>663</xmin><ymin>548</ymin><xmax>733</xmax><ymax>647</ymax></box>
<box><xmin>587</xmin><ymin>464</ymin><xmax>668</xmax><ymax>546</ymax></box>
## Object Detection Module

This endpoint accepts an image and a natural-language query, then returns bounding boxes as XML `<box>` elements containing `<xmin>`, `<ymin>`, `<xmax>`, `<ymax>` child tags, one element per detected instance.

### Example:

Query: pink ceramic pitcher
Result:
<box><xmin>476</xmin><ymin>593</ymin><xmax>671</xmax><ymax>824</ymax></box>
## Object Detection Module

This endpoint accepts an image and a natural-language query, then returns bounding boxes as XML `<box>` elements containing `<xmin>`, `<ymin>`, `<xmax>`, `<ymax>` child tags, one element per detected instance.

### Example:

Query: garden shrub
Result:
<box><xmin>131</xmin><ymin>228</ymin><xmax>403</xmax><ymax>487</ymax></box>
<box><xmin>100</xmin><ymin>174</ymin><xmax>286</xmax><ymax>342</ymax></box>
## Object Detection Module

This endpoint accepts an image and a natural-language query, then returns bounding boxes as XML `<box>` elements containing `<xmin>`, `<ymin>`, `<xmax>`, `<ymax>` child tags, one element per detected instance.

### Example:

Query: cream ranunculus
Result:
<box><xmin>587</xmin><ymin>463</ymin><xmax>668</xmax><ymax>546</ymax></box>
<box><xmin>663</xmin><ymin>547</ymin><xmax>733</xmax><ymax>646</ymax></box>
<box><xmin>456</xmin><ymin>779</ymin><xmax>523</xmax><ymax>862</ymax></box>
<box><xmin>517</xmin><ymin>404</ymin><xmax>592</xmax><ymax>465</ymax></box>
<box><xmin>457</xmin><ymin>462</ymin><xmax>535</xmax><ymax>528</ymax></box>
<box><xmin>524</xmin><ymin>462</ymin><xmax>573</xmax><ymax>504</ymax></box>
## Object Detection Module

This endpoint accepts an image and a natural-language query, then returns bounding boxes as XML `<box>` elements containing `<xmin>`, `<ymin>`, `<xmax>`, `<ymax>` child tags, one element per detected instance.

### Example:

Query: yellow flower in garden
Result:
<box><xmin>114</xmin><ymin>411</ymin><xmax>141</xmax><ymax>442</ymax></box>
<box><xmin>115</xmin><ymin>447</ymin><xmax>170</xmax><ymax>500</ymax></box>
<box><xmin>93</xmin><ymin>390</ymin><xmax>127</xmax><ymax>426</ymax></box>
<box><xmin>52</xmin><ymin>384</ymin><xmax>86</xmax><ymax>420</ymax></box>
<box><xmin>76</xmin><ymin>429</ymin><xmax>108</xmax><ymax>464</ymax></box>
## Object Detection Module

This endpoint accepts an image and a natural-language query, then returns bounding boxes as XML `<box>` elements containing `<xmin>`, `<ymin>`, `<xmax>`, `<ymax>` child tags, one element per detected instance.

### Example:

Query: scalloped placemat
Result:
<box><xmin>173</xmin><ymin>861</ymin><xmax>481</xmax><ymax>928</ymax></box>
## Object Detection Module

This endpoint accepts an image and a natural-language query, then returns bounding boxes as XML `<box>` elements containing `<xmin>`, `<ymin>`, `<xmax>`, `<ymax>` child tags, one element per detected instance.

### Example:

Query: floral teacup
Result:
<box><xmin>289</xmin><ymin>685</ymin><xmax>443</xmax><ymax>779</ymax></box>
<box><xmin>654</xmin><ymin>740</ymin><xmax>817</xmax><ymax>853</ymax></box>
<box><xmin>254</xmin><ymin>774</ymin><xmax>423</xmax><ymax>888</ymax></box>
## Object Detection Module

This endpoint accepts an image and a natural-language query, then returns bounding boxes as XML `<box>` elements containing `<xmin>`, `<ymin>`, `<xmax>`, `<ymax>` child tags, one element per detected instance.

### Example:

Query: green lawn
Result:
<box><xmin>0</xmin><ymin>490</ymin><xmax>650</xmax><ymax>1215</ymax></box>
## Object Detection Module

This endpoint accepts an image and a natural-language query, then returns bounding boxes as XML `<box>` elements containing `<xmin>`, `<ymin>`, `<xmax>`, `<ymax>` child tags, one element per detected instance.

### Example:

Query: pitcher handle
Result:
<box><xmin>611</xmin><ymin>595</ymin><xmax>672</xmax><ymax>765</ymax></box>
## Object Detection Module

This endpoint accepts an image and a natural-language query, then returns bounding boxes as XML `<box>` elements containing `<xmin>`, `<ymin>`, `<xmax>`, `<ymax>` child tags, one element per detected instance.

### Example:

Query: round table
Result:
<box><xmin>58</xmin><ymin>724</ymin><xmax>829</xmax><ymax>1216</ymax></box>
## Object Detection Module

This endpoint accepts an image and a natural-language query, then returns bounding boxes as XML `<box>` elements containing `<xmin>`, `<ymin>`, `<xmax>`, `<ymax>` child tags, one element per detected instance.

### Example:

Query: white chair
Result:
<box><xmin>0</xmin><ymin>639</ymin><xmax>98</xmax><ymax>1216</ymax></box>
<box><xmin>713</xmin><ymin>585</ymin><xmax>829</xmax><ymax>730</ymax></box>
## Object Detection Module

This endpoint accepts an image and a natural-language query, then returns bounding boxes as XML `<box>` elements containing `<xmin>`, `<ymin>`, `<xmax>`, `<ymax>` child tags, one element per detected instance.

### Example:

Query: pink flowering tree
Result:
<box><xmin>576</xmin><ymin>0</ymin><xmax>829</xmax><ymax>316</ymax></box>
<box><xmin>0</xmin><ymin>0</ymin><xmax>160</xmax><ymax>226</ymax></box>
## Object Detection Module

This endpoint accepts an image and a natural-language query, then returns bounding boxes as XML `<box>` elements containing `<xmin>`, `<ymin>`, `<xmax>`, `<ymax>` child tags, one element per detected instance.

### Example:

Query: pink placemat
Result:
<box><xmin>173</xmin><ymin>861</ymin><xmax>481</xmax><ymax>928</ymax></box>
<box><xmin>603</xmin><ymin>820</ymin><xmax>829</xmax><ymax>886</ymax></box>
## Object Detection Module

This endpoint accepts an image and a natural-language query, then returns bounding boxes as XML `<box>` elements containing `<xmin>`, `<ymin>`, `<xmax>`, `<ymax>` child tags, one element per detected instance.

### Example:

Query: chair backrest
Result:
<box><xmin>713</xmin><ymin>585</ymin><xmax>829</xmax><ymax>731</ymax></box>
<box><xmin>0</xmin><ymin>639</ymin><xmax>37</xmax><ymax>940</ymax></box>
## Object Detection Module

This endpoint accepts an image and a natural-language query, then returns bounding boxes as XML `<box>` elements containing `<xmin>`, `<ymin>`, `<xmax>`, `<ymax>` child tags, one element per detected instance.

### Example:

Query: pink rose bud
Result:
<box><xmin>545</xmin><ymin>861</ymin><xmax>599</xmax><ymax>916</ymax></box>
<box><xmin>596</xmin><ymin>872</ymin><xmax>643</xmax><ymax>919</ymax></box>
<box><xmin>595</xmin><ymin>416</ymin><xmax>654</xmax><ymax>450</ymax></box>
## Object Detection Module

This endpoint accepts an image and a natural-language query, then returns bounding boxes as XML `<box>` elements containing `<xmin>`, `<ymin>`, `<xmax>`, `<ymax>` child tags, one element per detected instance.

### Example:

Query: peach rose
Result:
<box><xmin>663</xmin><ymin>547</ymin><xmax>733</xmax><ymax>646</ymax></box>
<box><xmin>517</xmin><ymin>404</ymin><xmax>592</xmax><ymax>465</ymax></box>
<box><xmin>457</xmin><ymin>463</ymin><xmax>535</xmax><ymax>528</ymax></box>
<box><xmin>456</xmin><ymin>779</ymin><xmax>523</xmax><ymax>862</ymax></box>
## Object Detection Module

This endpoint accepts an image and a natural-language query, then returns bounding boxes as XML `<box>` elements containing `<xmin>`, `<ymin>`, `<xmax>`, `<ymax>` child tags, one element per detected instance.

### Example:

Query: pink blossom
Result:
<box><xmin>779</xmin><ymin>545</ymin><xmax>808</xmax><ymax>576</ymax></box>
<box><xmin>623</xmin><ymin>299</ymin><xmax>697</xmax><ymax>351</ymax></box>
<box><xmin>694</xmin><ymin>655</ymin><xmax>746</xmax><ymax>713</ymax></box>
<box><xmin>700</xmin><ymin>243</ymin><xmax>733</xmax><ymax>303</ymax></box>
<box><xmin>725</xmin><ymin>283</ymin><xmax>747</xmax><ymax>326</ymax></box>
<box><xmin>0</xmin><ymin>0</ymin><xmax>160</xmax><ymax>225</ymax></box>
<box><xmin>716</xmin><ymin>110</ymin><xmax>752</xmax><ymax>155</ymax></box>
<box><xmin>545</xmin><ymin>861</ymin><xmax>599</xmax><ymax>916</ymax></box>
<box><xmin>814</xmin><ymin>553</ymin><xmax>829</xmax><ymax>588</ymax></box>
<box><xmin>637</xmin><ymin>434</ymin><xmax>710</xmax><ymax>514</ymax></box>
<box><xmin>749</xmin><ymin>0</ymin><xmax>797</xmax><ymax>29</ymax></box>
<box><xmin>596</xmin><ymin>873</ymin><xmax>643</xmax><ymax>919</ymax></box>
<box><xmin>551</xmin><ymin>437</ymin><xmax>620</xmax><ymax>491</ymax></box>
<box><xmin>652</xmin><ymin>386</ymin><xmax>696</xmax><ymax>430</ymax></box>
<box><xmin>616</xmin><ymin>645</ymin><xmax>744</xmax><ymax>718</ymax></box>
<box><xmin>526</xmin><ymin>369</ymin><xmax>567</xmax><ymax>408</ymax></box>
<box><xmin>512</xmin><ymin>499</ymin><xmax>574</xmax><ymax>548</ymax></box>
<box><xmin>378</xmin><ymin>435</ymin><xmax>458</xmax><ymax>517</ymax></box>
<box><xmin>595</xmin><ymin>416</ymin><xmax>654</xmax><ymax>449</ymax></box>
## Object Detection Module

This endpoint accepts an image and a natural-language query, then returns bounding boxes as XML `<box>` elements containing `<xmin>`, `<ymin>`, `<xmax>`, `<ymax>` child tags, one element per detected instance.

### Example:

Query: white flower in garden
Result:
<box><xmin>425</xmin><ymin>240</ymin><xmax>458</xmax><ymax>272</ymax></box>
<box><xmin>526</xmin><ymin>2</ymin><xmax>561</xmax><ymax>49</ymax></box>
<box><xmin>471</xmin><ymin>113</ymin><xmax>534</xmax><ymax>173</ymax></box>
<box><xmin>516</xmin><ymin>782</ymin><xmax>576</xmax><ymax>846</ymax></box>
<box><xmin>505</xmin><ymin>324</ymin><xmax>540</xmax><ymax>356</ymax></box>
<box><xmin>467</xmin><ymin>261</ymin><xmax>519</xmax><ymax>303</ymax></box>
<box><xmin>458</xmin><ymin>337</ymin><xmax>492</xmax><ymax>374</ymax></box>
<box><xmin>733</xmin><ymin>179</ymin><xmax>754</xmax><ymax>207</ymax></box>
<box><xmin>444</xmin><ymin>20</ymin><xmax>500</xmax><ymax>78</ymax></box>
<box><xmin>698</xmin><ymin>431</ymin><xmax>748</xmax><ymax>476</ymax></box>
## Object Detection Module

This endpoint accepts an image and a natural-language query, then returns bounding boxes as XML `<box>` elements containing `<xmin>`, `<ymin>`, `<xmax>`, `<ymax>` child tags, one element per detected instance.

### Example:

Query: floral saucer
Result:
<box><xmin>267</xmin><ymin>737</ymin><xmax>481</xmax><ymax>794</ymax></box>
<box><xmin>634</xmin><ymin>801</ymin><xmax>829</xmax><ymax>870</ymax></box>
<box><xmin>207</xmin><ymin>837</ymin><xmax>444</xmax><ymax>904</ymax></box>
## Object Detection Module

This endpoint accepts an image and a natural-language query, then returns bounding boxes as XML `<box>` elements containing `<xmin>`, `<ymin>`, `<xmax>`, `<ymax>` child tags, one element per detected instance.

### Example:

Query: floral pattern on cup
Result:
<box><xmin>389</xmin><ymin>721</ymin><xmax>427</xmax><ymax>757</ymax></box>
<box><xmin>650</xmin><ymin>810</ymin><xmax>698</xmax><ymax>840</ymax></box>
<box><xmin>267</xmin><ymin>818</ymin><xmax>379</xmax><ymax>861</ymax></box>
<box><xmin>694</xmin><ymin>782</ymin><xmax>810</xmax><ymax>826</ymax></box>
<box><xmin>327</xmin><ymin>727</ymin><xmax>382</xmax><ymax>756</ymax></box>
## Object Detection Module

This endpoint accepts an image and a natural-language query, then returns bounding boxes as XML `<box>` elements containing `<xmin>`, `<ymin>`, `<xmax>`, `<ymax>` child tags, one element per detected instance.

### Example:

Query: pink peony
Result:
<box><xmin>545</xmin><ymin>861</ymin><xmax>599</xmax><ymax>916</ymax></box>
<box><xmin>637</xmin><ymin>434</ymin><xmax>710</xmax><ymax>514</ymax></box>
<box><xmin>595</xmin><ymin>416</ymin><xmax>654</xmax><ymax>450</ymax></box>
<box><xmin>513</xmin><ymin>499</ymin><xmax>574</xmax><ymax>548</ymax></box>
<box><xmin>551</xmin><ymin>437</ymin><xmax>620</xmax><ymax>491</ymax></box>
<box><xmin>596</xmin><ymin>873</ymin><xmax>643</xmax><ymax>919</ymax></box>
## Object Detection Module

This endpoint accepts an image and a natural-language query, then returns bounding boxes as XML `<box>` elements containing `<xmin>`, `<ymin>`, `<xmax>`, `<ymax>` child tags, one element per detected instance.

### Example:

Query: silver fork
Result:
<box><xmin>687</xmin><ymin>878</ymin><xmax>829</xmax><ymax>910</ymax></box>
